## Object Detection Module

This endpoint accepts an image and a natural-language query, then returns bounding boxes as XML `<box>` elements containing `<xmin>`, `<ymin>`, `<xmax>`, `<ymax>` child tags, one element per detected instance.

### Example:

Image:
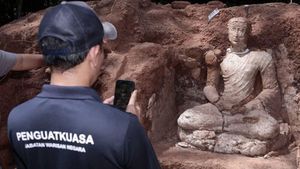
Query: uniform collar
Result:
<box><xmin>37</xmin><ymin>84</ymin><xmax>101</xmax><ymax>101</ymax></box>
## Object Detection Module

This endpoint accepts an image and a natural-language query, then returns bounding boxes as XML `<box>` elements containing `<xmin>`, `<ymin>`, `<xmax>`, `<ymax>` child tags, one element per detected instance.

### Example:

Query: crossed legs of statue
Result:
<box><xmin>177</xmin><ymin>103</ymin><xmax>286</xmax><ymax>156</ymax></box>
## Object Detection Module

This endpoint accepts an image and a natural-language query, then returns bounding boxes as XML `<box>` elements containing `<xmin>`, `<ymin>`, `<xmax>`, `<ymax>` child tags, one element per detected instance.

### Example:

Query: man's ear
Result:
<box><xmin>87</xmin><ymin>45</ymin><xmax>100</xmax><ymax>68</ymax></box>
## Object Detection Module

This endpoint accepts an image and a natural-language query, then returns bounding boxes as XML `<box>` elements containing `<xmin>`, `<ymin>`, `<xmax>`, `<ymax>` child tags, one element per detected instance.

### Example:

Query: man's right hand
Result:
<box><xmin>103</xmin><ymin>96</ymin><xmax>114</xmax><ymax>105</ymax></box>
<box><xmin>104</xmin><ymin>90</ymin><xmax>142</xmax><ymax>123</ymax></box>
<box><xmin>126</xmin><ymin>90</ymin><xmax>141</xmax><ymax>122</ymax></box>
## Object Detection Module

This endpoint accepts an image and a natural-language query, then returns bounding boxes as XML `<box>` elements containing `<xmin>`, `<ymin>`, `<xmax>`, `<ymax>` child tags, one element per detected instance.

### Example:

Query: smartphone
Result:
<box><xmin>113</xmin><ymin>80</ymin><xmax>135</xmax><ymax>111</ymax></box>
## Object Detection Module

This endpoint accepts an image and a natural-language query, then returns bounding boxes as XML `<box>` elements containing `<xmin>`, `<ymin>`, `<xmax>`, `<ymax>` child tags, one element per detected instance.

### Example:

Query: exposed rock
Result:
<box><xmin>207</xmin><ymin>1</ymin><xmax>227</xmax><ymax>8</ymax></box>
<box><xmin>177</xmin><ymin>103</ymin><xmax>223</xmax><ymax>131</ymax></box>
<box><xmin>214</xmin><ymin>133</ymin><xmax>268</xmax><ymax>156</ymax></box>
<box><xmin>178</xmin><ymin>129</ymin><xmax>216</xmax><ymax>151</ymax></box>
<box><xmin>203</xmin><ymin>85</ymin><xmax>219</xmax><ymax>103</ymax></box>
<box><xmin>224</xmin><ymin>110</ymin><xmax>279</xmax><ymax>140</ymax></box>
<box><xmin>191</xmin><ymin>68</ymin><xmax>201</xmax><ymax>80</ymax></box>
<box><xmin>171</xmin><ymin>1</ymin><xmax>191</xmax><ymax>9</ymax></box>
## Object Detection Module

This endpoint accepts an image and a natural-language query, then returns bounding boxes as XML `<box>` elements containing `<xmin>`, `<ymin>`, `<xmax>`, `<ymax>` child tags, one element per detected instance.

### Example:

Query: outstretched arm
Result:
<box><xmin>0</xmin><ymin>50</ymin><xmax>17</xmax><ymax>76</ymax></box>
<box><xmin>12</xmin><ymin>53</ymin><xmax>43</xmax><ymax>71</ymax></box>
<box><xmin>0</xmin><ymin>50</ymin><xmax>43</xmax><ymax>76</ymax></box>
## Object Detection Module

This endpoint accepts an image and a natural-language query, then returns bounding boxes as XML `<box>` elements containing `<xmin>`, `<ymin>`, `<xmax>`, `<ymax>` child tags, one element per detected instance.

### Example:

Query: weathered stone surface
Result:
<box><xmin>203</xmin><ymin>85</ymin><xmax>219</xmax><ymax>103</ymax></box>
<box><xmin>224</xmin><ymin>110</ymin><xmax>279</xmax><ymax>140</ymax></box>
<box><xmin>177</xmin><ymin>103</ymin><xmax>223</xmax><ymax>131</ymax></box>
<box><xmin>171</xmin><ymin>1</ymin><xmax>191</xmax><ymax>9</ymax></box>
<box><xmin>178</xmin><ymin>129</ymin><xmax>216</xmax><ymax>151</ymax></box>
<box><xmin>191</xmin><ymin>68</ymin><xmax>201</xmax><ymax>80</ymax></box>
<box><xmin>214</xmin><ymin>133</ymin><xmax>268</xmax><ymax>156</ymax></box>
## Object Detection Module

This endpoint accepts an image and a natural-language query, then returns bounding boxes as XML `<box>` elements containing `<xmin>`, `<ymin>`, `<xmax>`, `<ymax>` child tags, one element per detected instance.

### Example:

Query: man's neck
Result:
<box><xmin>50</xmin><ymin>69</ymin><xmax>91</xmax><ymax>87</ymax></box>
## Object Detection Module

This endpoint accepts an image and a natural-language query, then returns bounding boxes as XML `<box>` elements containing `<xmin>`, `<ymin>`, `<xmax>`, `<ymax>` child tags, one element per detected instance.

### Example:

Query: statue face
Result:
<box><xmin>228</xmin><ymin>23</ymin><xmax>248</xmax><ymax>46</ymax></box>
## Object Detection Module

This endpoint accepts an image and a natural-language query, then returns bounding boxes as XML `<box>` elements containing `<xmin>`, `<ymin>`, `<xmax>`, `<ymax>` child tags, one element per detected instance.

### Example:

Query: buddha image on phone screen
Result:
<box><xmin>115</xmin><ymin>83</ymin><xmax>132</xmax><ymax>110</ymax></box>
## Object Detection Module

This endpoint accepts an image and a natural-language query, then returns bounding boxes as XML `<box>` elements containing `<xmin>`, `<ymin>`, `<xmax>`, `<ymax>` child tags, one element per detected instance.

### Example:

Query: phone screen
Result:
<box><xmin>113</xmin><ymin>80</ymin><xmax>135</xmax><ymax>111</ymax></box>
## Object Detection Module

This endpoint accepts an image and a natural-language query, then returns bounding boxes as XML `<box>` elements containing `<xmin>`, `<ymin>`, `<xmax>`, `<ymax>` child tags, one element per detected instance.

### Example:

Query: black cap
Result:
<box><xmin>38</xmin><ymin>1</ymin><xmax>117</xmax><ymax>56</ymax></box>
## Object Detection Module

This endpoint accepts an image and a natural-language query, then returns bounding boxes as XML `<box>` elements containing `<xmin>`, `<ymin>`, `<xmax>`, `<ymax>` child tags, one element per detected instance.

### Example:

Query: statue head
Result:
<box><xmin>227</xmin><ymin>17</ymin><xmax>251</xmax><ymax>48</ymax></box>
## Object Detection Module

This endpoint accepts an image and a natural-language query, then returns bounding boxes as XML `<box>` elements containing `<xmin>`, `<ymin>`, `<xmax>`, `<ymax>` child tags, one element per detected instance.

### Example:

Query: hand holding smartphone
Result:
<box><xmin>113</xmin><ymin>80</ymin><xmax>135</xmax><ymax>111</ymax></box>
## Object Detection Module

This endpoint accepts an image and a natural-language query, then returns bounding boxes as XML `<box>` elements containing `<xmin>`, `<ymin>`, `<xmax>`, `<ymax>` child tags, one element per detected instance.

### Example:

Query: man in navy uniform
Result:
<box><xmin>7</xmin><ymin>1</ymin><xmax>161</xmax><ymax>169</ymax></box>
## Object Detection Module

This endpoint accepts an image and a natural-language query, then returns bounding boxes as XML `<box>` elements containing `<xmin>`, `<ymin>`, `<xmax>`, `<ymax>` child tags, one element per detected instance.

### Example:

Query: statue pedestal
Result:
<box><xmin>159</xmin><ymin>146</ymin><xmax>296</xmax><ymax>169</ymax></box>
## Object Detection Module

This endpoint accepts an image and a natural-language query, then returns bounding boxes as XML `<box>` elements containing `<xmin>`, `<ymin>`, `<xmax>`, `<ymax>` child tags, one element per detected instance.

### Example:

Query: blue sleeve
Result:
<box><xmin>0</xmin><ymin>50</ymin><xmax>17</xmax><ymax>76</ymax></box>
<box><xmin>123</xmin><ymin>115</ymin><xmax>161</xmax><ymax>169</ymax></box>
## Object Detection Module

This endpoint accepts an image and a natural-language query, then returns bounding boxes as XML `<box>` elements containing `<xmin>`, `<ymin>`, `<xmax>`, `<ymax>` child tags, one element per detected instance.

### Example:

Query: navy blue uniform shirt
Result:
<box><xmin>8</xmin><ymin>85</ymin><xmax>161</xmax><ymax>169</ymax></box>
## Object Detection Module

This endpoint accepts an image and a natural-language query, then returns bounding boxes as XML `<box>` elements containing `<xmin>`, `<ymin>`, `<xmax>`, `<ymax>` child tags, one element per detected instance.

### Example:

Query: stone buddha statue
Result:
<box><xmin>177</xmin><ymin>17</ymin><xmax>288</xmax><ymax>156</ymax></box>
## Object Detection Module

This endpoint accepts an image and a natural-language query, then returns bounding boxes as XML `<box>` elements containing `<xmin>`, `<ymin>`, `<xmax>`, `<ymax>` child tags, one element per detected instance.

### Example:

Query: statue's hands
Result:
<box><xmin>215</xmin><ymin>99</ymin><xmax>248</xmax><ymax>114</ymax></box>
<box><xmin>230</xmin><ymin>105</ymin><xmax>247</xmax><ymax>115</ymax></box>
<box><xmin>232</xmin><ymin>99</ymin><xmax>265</xmax><ymax>116</ymax></box>
<box><xmin>214</xmin><ymin>99</ymin><xmax>225</xmax><ymax>111</ymax></box>
<box><xmin>244</xmin><ymin>99</ymin><xmax>264</xmax><ymax>111</ymax></box>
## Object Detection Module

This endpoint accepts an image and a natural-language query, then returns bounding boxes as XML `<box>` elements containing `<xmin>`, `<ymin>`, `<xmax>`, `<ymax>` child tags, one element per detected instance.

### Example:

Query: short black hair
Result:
<box><xmin>40</xmin><ymin>37</ymin><xmax>89</xmax><ymax>71</ymax></box>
